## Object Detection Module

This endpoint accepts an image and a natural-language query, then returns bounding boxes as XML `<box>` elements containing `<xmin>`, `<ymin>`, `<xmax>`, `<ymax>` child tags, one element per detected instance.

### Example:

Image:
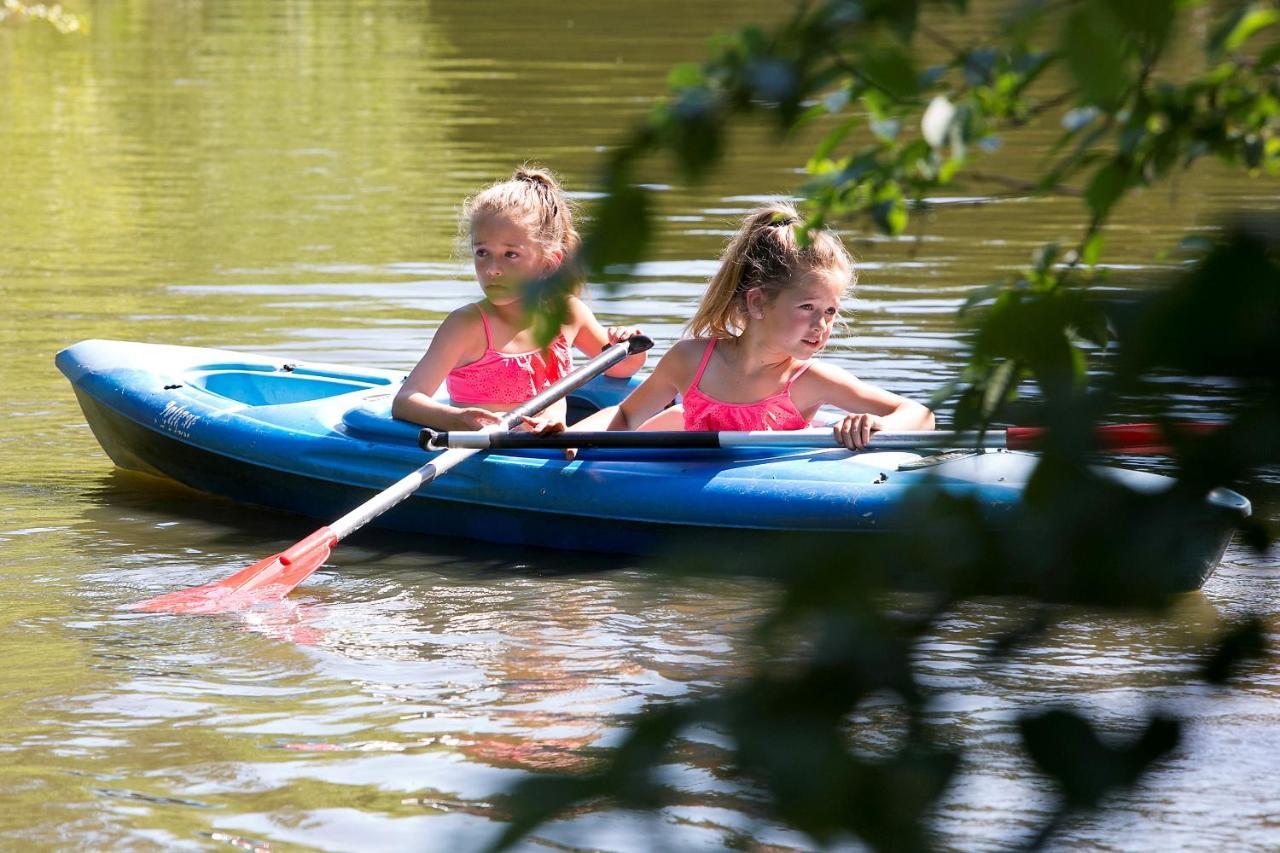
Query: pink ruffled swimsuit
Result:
<box><xmin>445</xmin><ymin>308</ymin><xmax>572</xmax><ymax>405</ymax></box>
<box><xmin>682</xmin><ymin>339</ymin><xmax>812</xmax><ymax>431</ymax></box>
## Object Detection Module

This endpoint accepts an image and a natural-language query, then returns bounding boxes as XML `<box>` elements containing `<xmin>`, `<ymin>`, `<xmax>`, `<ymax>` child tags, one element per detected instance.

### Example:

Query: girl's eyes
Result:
<box><xmin>798</xmin><ymin>303</ymin><xmax>838</xmax><ymax>314</ymax></box>
<box><xmin>505</xmin><ymin>251</ymin><xmax>520</xmax><ymax>259</ymax></box>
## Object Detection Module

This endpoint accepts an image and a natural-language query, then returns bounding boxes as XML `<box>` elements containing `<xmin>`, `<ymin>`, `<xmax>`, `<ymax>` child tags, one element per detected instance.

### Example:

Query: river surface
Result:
<box><xmin>2</xmin><ymin>1</ymin><xmax>1278</xmax><ymax>850</ymax></box>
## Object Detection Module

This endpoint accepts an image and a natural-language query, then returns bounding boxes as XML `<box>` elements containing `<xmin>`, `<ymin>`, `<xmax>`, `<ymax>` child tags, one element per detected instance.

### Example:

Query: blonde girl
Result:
<box><xmin>392</xmin><ymin>166</ymin><xmax>646</xmax><ymax>431</ymax></box>
<box><xmin>597</xmin><ymin>202</ymin><xmax>933</xmax><ymax>448</ymax></box>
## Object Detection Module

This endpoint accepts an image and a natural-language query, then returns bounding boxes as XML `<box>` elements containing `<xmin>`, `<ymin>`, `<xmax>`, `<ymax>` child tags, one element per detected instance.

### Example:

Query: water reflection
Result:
<box><xmin>2</xmin><ymin>0</ymin><xmax>1278</xmax><ymax>848</ymax></box>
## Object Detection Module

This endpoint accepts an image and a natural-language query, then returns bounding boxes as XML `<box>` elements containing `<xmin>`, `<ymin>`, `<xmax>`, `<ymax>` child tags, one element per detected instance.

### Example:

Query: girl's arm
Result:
<box><xmin>803</xmin><ymin>361</ymin><xmax>935</xmax><ymax>449</ymax></box>
<box><xmin>391</xmin><ymin>309</ymin><xmax>503</xmax><ymax>431</ymax></box>
<box><xmin>567</xmin><ymin>296</ymin><xmax>647</xmax><ymax>378</ymax></box>
<box><xmin>602</xmin><ymin>341</ymin><xmax>697</xmax><ymax>430</ymax></box>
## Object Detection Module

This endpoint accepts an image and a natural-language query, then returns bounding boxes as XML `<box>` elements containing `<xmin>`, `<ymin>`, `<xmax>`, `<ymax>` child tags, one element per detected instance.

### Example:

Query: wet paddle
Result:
<box><xmin>421</xmin><ymin>423</ymin><xmax>1218</xmax><ymax>453</ymax></box>
<box><xmin>134</xmin><ymin>335</ymin><xmax>654</xmax><ymax>615</ymax></box>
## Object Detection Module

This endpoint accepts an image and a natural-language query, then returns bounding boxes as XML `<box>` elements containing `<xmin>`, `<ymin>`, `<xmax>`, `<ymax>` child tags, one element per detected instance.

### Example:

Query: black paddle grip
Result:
<box><xmin>622</xmin><ymin>334</ymin><xmax>654</xmax><ymax>355</ymax></box>
<box><xmin>419</xmin><ymin>429</ymin><xmax>443</xmax><ymax>451</ymax></box>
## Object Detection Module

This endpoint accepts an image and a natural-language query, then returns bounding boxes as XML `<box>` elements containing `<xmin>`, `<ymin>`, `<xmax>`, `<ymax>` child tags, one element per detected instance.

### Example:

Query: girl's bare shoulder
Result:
<box><xmin>665</xmin><ymin>337</ymin><xmax>711</xmax><ymax>361</ymax></box>
<box><xmin>655</xmin><ymin>338</ymin><xmax>710</xmax><ymax>379</ymax></box>
<box><xmin>442</xmin><ymin>302</ymin><xmax>484</xmax><ymax>327</ymax></box>
<box><xmin>429</xmin><ymin>303</ymin><xmax>487</xmax><ymax>357</ymax></box>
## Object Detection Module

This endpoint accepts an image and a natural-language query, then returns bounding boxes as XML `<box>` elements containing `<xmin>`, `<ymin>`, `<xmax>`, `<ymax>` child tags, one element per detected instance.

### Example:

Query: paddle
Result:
<box><xmin>134</xmin><ymin>335</ymin><xmax>654</xmax><ymax>615</ymax></box>
<box><xmin>420</xmin><ymin>422</ymin><xmax>1219</xmax><ymax>453</ymax></box>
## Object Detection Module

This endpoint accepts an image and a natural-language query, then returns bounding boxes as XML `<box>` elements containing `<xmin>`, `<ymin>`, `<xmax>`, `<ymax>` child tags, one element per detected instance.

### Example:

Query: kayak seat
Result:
<box><xmin>341</xmin><ymin>394</ymin><xmax>421</xmax><ymax>444</ymax></box>
<box><xmin>565</xmin><ymin>374</ymin><xmax>645</xmax><ymax>424</ymax></box>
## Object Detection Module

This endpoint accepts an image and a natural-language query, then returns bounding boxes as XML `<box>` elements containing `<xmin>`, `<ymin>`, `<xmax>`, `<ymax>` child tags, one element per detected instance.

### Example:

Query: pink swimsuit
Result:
<box><xmin>445</xmin><ymin>308</ymin><xmax>572</xmax><ymax>405</ymax></box>
<box><xmin>682</xmin><ymin>339</ymin><xmax>812</xmax><ymax>431</ymax></box>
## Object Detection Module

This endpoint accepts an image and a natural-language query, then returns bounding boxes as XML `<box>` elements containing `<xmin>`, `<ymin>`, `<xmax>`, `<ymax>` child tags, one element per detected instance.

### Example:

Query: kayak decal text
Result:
<box><xmin>159</xmin><ymin>402</ymin><xmax>200</xmax><ymax>438</ymax></box>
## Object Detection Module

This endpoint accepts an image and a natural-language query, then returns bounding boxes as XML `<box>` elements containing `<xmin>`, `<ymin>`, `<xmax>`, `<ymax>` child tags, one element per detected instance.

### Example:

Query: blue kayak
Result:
<box><xmin>56</xmin><ymin>339</ymin><xmax>1250</xmax><ymax>589</ymax></box>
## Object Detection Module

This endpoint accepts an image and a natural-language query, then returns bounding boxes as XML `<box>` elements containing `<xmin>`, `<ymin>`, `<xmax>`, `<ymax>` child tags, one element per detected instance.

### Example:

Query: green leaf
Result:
<box><xmin>792</xmin><ymin>101</ymin><xmax>831</xmax><ymax>132</ymax></box>
<box><xmin>963</xmin><ymin>48</ymin><xmax>999</xmax><ymax>85</ymax></box>
<box><xmin>1202</xmin><ymin>617</ymin><xmax>1269</xmax><ymax>684</ymax></box>
<box><xmin>1081</xmin><ymin>231</ymin><xmax>1104</xmax><ymax>267</ymax></box>
<box><xmin>981</xmin><ymin>358</ymin><xmax>1020</xmax><ymax>421</ymax></box>
<box><xmin>1211</xmin><ymin>4</ymin><xmax>1280</xmax><ymax>56</ymax></box>
<box><xmin>1257</xmin><ymin>40</ymin><xmax>1280</xmax><ymax>67</ymax></box>
<box><xmin>1063</xmin><ymin>4</ymin><xmax>1130</xmax><ymax>107</ymax></box>
<box><xmin>951</xmin><ymin>385</ymin><xmax>986</xmax><ymax>431</ymax></box>
<box><xmin>1033</xmin><ymin>242</ymin><xmax>1060</xmax><ymax>275</ymax></box>
<box><xmin>938</xmin><ymin>157</ymin><xmax>962</xmax><ymax>183</ymax></box>
<box><xmin>587</xmin><ymin>182</ymin><xmax>652</xmax><ymax>275</ymax></box>
<box><xmin>667</xmin><ymin>62</ymin><xmax>704</xmax><ymax>89</ymax></box>
<box><xmin>1233</xmin><ymin>9</ymin><xmax>1280</xmax><ymax>51</ymax></box>
<box><xmin>1020</xmin><ymin>710</ymin><xmax>1181</xmax><ymax>809</ymax></box>
<box><xmin>961</xmin><ymin>280</ymin><xmax>1007</xmax><ymax>312</ymax></box>
<box><xmin>870</xmin><ymin>185</ymin><xmax>909</xmax><ymax>235</ymax></box>
<box><xmin>810</xmin><ymin>115</ymin><xmax>859</xmax><ymax>164</ymax></box>
<box><xmin>524</xmin><ymin>278</ymin><xmax>574</xmax><ymax>347</ymax></box>
<box><xmin>666</xmin><ymin>87</ymin><xmax>725</xmax><ymax>179</ymax></box>
<box><xmin>866</xmin><ymin>0</ymin><xmax>923</xmax><ymax>43</ymax></box>
<box><xmin>1085</xmin><ymin>160</ymin><xmax>1130</xmax><ymax>222</ymax></box>
<box><xmin>1109</xmin><ymin>0</ymin><xmax>1177</xmax><ymax>48</ymax></box>
<box><xmin>748</xmin><ymin>57</ymin><xmax>800</xmax><ymax>104</ymax></box>
<box><xmin>870</xmin><ymin>197</ymin><xmax>908</xmax><ymax>235</ymax></box>
<box><xmin>861</xmin><ymin>47</ymin><xmax>919</xmax><ymax>100</ymax></box>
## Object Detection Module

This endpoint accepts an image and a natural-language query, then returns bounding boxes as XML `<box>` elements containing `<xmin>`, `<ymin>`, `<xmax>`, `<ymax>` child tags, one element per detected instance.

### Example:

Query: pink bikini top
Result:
<box><xmin>682</xmin><ymin>339</ymin><xmax>812</xmax><ymax>432</ymax></box>
<box><xmin>445</xmin><ymin>308</ymin><xmax>572</xmax><ymax>406</ymax></box>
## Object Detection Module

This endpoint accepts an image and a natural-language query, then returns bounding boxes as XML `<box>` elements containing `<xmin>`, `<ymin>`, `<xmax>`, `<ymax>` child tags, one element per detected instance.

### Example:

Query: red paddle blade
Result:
<box><xmin>1006</xmin><ymin>423</ymin><xmax>1218</xmax><ymax>454</ymax></box>
<box><xmin>132</xmin><ymin>527</ymin><xmax>337</xmax><ymax>615</ymax></box>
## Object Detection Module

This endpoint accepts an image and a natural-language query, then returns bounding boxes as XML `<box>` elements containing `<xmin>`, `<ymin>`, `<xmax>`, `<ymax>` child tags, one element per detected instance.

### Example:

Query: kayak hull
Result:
<box><xmin>71</xmin><ymin>384</ymin><xmax>718</xmax><ymax>554</ymax></box>
<box><xmin>57</xmin><ymin>340</ymin><xmax>1250</xmax><ymax>590</ymax></box>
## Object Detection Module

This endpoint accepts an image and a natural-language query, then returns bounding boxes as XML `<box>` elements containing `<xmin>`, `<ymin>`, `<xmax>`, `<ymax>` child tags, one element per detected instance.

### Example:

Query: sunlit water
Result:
<box><xmin>2</xmin><ymin>1</ymin><xmax>1277</xmax><ymax>850</ymax></box>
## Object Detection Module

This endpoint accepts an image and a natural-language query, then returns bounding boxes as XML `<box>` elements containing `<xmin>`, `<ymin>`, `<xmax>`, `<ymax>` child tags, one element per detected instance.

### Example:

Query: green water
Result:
<box><xmin>2</xmin><ymin>1</ymin><xmax>1278</xmax><ymax>849</ymax></box>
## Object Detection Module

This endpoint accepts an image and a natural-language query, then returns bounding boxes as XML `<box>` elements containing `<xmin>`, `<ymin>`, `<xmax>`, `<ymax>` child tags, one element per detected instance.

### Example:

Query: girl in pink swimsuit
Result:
<box><xmin>594</xmin><ymin>202</ymin><xmax>934</xmax><ymax>449</ymax></box>
<box><xmin>392</xmin><ymin>166</ymin><xmax>647</xmax><ymax>432</ymax></box>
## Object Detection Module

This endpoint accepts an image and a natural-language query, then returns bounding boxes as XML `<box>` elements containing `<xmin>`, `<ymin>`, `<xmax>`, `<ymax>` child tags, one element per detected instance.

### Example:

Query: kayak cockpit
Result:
<box><xmin>189</xmin><ymin>367</ymin><xmax>393</xmax><ymax>407</ymax></box>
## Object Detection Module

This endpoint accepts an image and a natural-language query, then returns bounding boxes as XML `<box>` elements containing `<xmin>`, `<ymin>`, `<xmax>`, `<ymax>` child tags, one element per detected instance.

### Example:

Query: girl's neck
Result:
<box><xmin>722</xmin><ymin>327</ymin><xmax>796</xmax><ymax>375</ymax></box>
<box><xmin>480</xmin><ymin>298</ymin><xmax>525</xmax><ymax>329</ymax></box>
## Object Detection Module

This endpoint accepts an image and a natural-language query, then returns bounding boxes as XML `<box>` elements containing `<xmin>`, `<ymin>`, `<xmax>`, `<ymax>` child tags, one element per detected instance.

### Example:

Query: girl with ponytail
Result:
<box><xmin>393</xmin><ymin>165</ymin><xmax>646</xmax><ymax>432</ymax></box>
<box><xmin>597</xmin><ymin>202</ymin><xmax>933</xmax><ymax>448</ymax></box>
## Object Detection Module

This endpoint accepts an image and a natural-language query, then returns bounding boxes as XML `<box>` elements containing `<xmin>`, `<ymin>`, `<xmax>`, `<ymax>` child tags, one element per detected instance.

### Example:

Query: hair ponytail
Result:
<box><xmin>687</xmin><ymin>202</ymin><xmax>853</xmax><ymax>339</ymax></box>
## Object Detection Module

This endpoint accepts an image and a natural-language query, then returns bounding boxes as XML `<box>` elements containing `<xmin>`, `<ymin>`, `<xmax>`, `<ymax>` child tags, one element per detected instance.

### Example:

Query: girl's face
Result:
<box><xmin>749</xmin><ymin>266</ymin><xmax>847</xmax><ymax>359</ymax></box>
<box><xmin>470</xmin><ymin>213</ymin><xmax>561</xmax><ymax>307</ymax></box>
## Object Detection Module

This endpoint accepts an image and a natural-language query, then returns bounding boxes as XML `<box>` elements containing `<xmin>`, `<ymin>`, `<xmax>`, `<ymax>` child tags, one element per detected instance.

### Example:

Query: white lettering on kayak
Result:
<box><xmin>159</xmin><ymin>402</ymin><xmax>200</xmax><ymax>438</ymax></box>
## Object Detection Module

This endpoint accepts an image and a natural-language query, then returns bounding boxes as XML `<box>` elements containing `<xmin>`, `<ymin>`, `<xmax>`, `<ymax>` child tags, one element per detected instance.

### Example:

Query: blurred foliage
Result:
<box><xmin>0</xmin><ymin>1</ymin><xmax>85</xmax><ymax>33</ymax></box>
<box><xmin>506</xmin><ymin>1</ymin><xmax>1279</xmax><ymax>850</ymax></box>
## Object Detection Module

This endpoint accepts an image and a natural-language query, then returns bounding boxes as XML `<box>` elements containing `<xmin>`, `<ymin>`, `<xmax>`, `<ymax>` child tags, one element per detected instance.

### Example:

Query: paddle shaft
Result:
<box><xmin>330</xmin><ymin>335</ymin><xmax>651</xmax><ymax>540</ymax></box>
<box><xmin>420</xmin><ymin>423</ymin><xmax>1214</xmax><ymax>453</ymax></box>
<box><xmin>423</xmin><ymin>428</ymin><xmax>999</xmax><ymax>451</ymax></box>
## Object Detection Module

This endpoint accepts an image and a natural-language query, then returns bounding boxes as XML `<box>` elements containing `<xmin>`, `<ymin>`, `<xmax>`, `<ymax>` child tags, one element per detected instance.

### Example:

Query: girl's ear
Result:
<box><xmin>745</xmin><ymin>287</ymin><xmax>768</xmax><ymax>320</ymax></box>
